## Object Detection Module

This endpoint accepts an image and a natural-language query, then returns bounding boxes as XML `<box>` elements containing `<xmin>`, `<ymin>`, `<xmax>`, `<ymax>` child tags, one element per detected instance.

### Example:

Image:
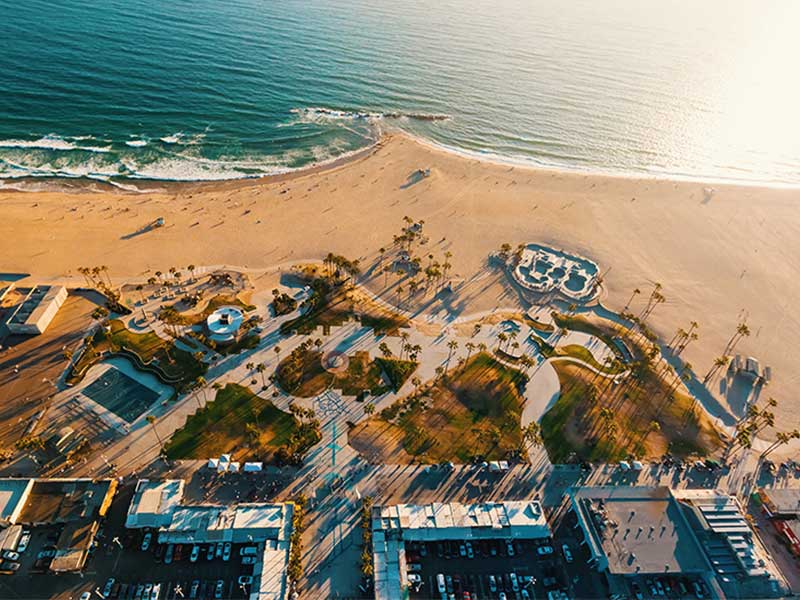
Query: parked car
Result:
<box><xmin>489</xmin><ymin>575</ymin><xmax>497</xmax><ymax>593</ymax></box>
<box><xmin>150</xmin><ymin>584</ymin><xmax>160</xmax><ymax>600</ymax></box>
<box><xmin>214</xmin><ymin>580</ymin><xmax>224</xmax><ymax>599</ymax></box>
<box><xmin>141</xmin><ymin>532</ymin><xmax>152</xmax><ymax>551</ymax></box>
<box><xmin>103</xmin><ymin>578</ymin><xmax>116</xmax><ymax>597</ymax></box>
<box><xmin>207</xmin><ymin>544</ymin><xmax>215</xmax><ymax>561</ymax></box>
<box><xmin>164</xmin><ymin>544</ymin><xmax>174</xmax><ymax>564</ymax></box>
<box><xmin>17</xmin><ymin>531</ymin><xmax>30</xmax><ymax>553</ymax></box>
<box><xmin>459</xmin><ymin>543</ymin><xmax>467</xmax><ymax>557</ymax></box>
<box><xmin>37</xmin><ymin>549</ymin><xmax>57</xmax><ymax>559</ymax></box>
<box><xmin>242</xmin><ymin>556</ymin><xmax>257</xmax><ymax>565</ymax></box>
<box><xmin>216</xmin><ymin>542</ymin><xmax>224</xmax><ymax>558</ymax></box>
<box><xmin>510</xmin><ymin>573</ymin><xmax>520</xmax><ymax>591</ymax></box>
<box><xmin>240</xmin><ymin>545</ymin><xmax>258</xmax><ymax>556</ymax></box>
<box><xmin>407</xmin><ymin>563</ymin><xmax>422</xmax><ymax>572</ymax></box>
<box><xmin>506</xmin><ymin>540</ymin><xmax>515</xmax><ymax>556</ymax></box>
<box><xmin>189</xmin><ymin>580</ymin><xmax>200</xmax><ymax>599</ymax></box>
<box><xmin>190</xmin><ymin>544</ymin><xmax>200</xmax><ymax>562</ymax></box>
<box><xmin>465</xmin><ymin>541</ymin><xmax>474</xmax><ymax>558</ymax></box>
<box><xmin>239</xmin><ymin>576</ymin><xmax>254</xmax><ymax>586</ymax></box>
<box><xmin>2</xmin><ymin>550</ymin><xmax>19</xmax><ymax>561</ymax></box>
<box><xmin>562</xmin><ymin>544</ymin><xmax>573</xmax><ymax>563</ymax></box>
<box><xmin>537</xmin><ymin>545</ymin><xmax>554</xmax><ymax>555</ymax></box>
<box><xmin>222</xmin><ymin>542</ymin><xmax>231</xmax><ymax>561</ymax></box>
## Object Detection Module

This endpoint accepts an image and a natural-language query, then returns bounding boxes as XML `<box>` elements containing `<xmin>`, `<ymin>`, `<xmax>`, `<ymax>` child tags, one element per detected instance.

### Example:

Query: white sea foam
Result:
<box><xmin>291</xmin><ymin>106</ymin><xmax>450</xmax><ymax>122</ymax></box>
<box><xmin>125</xmin><ymin>139</ymin><xmax>148</xmax><ymax>147</ymax></box>
<box><xmin>0</xmin><ymin>135</ymin><xmax>111</xmax><ymax>153</ymax></box>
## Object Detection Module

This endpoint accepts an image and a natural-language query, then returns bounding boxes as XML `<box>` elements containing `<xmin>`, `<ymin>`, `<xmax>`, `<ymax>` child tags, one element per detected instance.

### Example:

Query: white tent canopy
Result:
<box><xmin>243</xmin><ymin>462</ymin><xmax>263</xmax><ymax>472</ymax></box>
<box><xmin>207</xmin><ymin>458</ymin><xmax>219</xmax><ymax>469</ymax></box>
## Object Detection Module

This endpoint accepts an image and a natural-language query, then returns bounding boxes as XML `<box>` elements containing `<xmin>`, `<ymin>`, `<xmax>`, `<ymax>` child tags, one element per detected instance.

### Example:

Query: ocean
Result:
<box><xmin>1</xmin><ymin>0</ymin><xmax>799</xmax><ymax>188</ymax></box>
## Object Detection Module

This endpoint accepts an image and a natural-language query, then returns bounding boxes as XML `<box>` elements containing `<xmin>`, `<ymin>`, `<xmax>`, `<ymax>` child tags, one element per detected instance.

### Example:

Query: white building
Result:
<box><xmin>125</xmin><ymin>479</ymin><xmax>293</xmax><ymax>600</ymax></box>
<box><xmin>6</xmin><ymin>285</ymin><xmax>67</xmax><ymax>335</ymax></box>
<box><xmin>372</xmin><ymin>501</ymin><xmax>551</xmax><ymax>600</ymax></box>
<box><xmin>125</xmin><ymin>479</ymin><xmax>185</xmax><ymax>529</ymax></box>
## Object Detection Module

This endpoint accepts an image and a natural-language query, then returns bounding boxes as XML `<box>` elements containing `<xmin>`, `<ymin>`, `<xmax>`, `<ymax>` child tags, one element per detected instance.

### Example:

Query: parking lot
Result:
<box><xmin>407</xmin><ymin>538</ymin><xmax>573</xmax><ymax>600</ymax></box>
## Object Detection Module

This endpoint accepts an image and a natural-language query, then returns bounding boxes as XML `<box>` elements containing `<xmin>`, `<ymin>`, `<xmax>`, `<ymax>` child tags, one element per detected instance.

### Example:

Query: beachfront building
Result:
<box><xmin>5</xmin><ymin>285</ymin><xmax>67</xmax><ymax>335</ymax></box>
<box><xmin>125</xmin><ymin>479</ymin><xmax>293</xmax><ymax>600</ymax></box>
<box><xmin>372</xmin><ymin>500</ymin><xmax>551</xmax><ymax>600</ymax></box>
<box><xmin>757</xmin><ymin>488</ymin><xmax>800</xmax><ymax>557</ymax></box>
<box><xmin>206</xmin><ymin>306</ymin><xmax>245</xmax><ymax>345</ymax></box>
<box><xmin>511</xmin><ymin>244</ymin><xmax>600</xmax><ymax>302</ymax></box>
<box><xmin>0</xmin><ymin>477</ymin><xmax>116</xmax><ymax>572</ymax></box>
<box><xmin>570</xmin><ymin>486</ymin><xmax>789</xmax><ymax>599</ymax></box>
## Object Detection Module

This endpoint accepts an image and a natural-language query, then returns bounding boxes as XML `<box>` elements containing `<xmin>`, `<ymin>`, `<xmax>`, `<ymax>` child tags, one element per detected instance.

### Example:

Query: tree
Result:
<box><xmin>623</xmin><ymin>288</ymin><xmax>641</xmax><ymax>313</ymax></box>
<box><xmin>378</xmin><ymin>342</ymin><xmax>392</xmax><ymax>358</ymax></box>
<box><xmin>195</xmin><ymin>376</ymin><xmax>207</xmax><ymax>409</ymax></box>
<box><xmin>497</xmin><ymin>332</ymin><xmax>507</xmax><ymax>352</ymax></box>
<box><xmin>274</xmin><ymin>345</ymin><xmax>281</xmax><ymax>362</ymax></box>
<box><xmin>465</xmin><ymin>342</ymin><xmax>476</xmax><ymax>361</ymax></box>
<box><xmin>146</xmin><ymin>415</ymin><xmax>164</xmax><ymax>454</ymax></box>
<box><xmin>364</xmin><ymin>402</ymin><xmax>376</xmax><ymax>415</ymax></box>
<box><xmin>447</xmin><ymin>340</ymin><xmax>458</xmax><ymax>365</ymax></box>
<box><xmin>256</xmin><ymin>363</ymin><xmax>267</xmax><ymax>388</ymax></box>
<box><xmin>187</xmin><ymin>264</ymin><xmax>196</xmax><ymax>282</ymax></box>
<box><xmin>411</xmin><ymin>376</ymin><xmax>422</xmax><ymax>394</ymax></box>
<box><xmin>522</xmin><ymin>422</ymin><xmax>543</xmax><ymax>449</ymax></box>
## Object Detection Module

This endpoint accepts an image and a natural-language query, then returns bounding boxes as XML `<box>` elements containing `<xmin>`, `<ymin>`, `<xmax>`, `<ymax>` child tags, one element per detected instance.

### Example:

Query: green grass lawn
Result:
<box><xmin>164</xmin><ymin>383</ymin><xmax>300</xmax><ymax>460</ymax></box>
<box><xmin>558</xmin><ymin>344</ymin><xmax>624</xmax><ymax>374</ymax></box>
<box><xmin>373</xmin><ymin>357</ymin><xmax>417</xmax><ymax>392</ymax></box>
<box><xmin>337</xmin><ymin>352</ymin><xmax>389</xmax><ymax>396</ymax></box>
<box><xmin>374</xmin><ymin>353</ymin><xmax>527</xmax><ymax>463</ymax></box>
<box><xmin>276</xmin><ymin>345</ymin><xmax>333</xmax><ymax>397</ymax></box>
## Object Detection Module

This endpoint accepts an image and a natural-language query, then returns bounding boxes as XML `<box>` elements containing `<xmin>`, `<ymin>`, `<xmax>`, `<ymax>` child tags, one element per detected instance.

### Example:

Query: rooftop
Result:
<box><xmin>18</xmin><ymin>478</ymin><xmax>115</xmax><ymax>525</ymax></box>
<box><xmin>126</xmin><ymin>479</ymin><xmax>185</xmax><ymax>528</ymax></box>
<box><xmin>0</xmin><ymin>479</ymin><xmax>34</xmax><ymax>525</ymax></box>
<box><xmin>374</xmin><ymin>500</ymin><xmax>548</xmax><ymax>537</ymax></box>
<box><xmin>7</xmin><ymin>285</ymin><xmax>65</xmax><ymax>326</ymax></box>
<box><xmin>571</xmin><ymin>486</ymin><xmax>709</xmax><ymax>576</ymax></box>
<box><xmin>760</xmin><ymin>488</ymin><xmax>800</xmax><ymax>517</ymax></box>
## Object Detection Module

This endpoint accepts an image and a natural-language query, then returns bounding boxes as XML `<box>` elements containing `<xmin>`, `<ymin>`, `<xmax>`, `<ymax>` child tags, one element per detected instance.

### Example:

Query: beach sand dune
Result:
<box><xmin>1</xmin><ymin>132</ymin><xmax>798</xmax><ymax>436</ymax></box>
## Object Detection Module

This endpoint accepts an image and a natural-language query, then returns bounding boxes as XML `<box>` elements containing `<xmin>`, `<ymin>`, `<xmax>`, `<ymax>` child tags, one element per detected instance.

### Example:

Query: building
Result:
<box><xmin>0</xmin><ymin>478</ymin><xmax>116</xmax><ymax>572</ymax></box>
<box><xmin>125</xmin><ymin>479</ymin><xmax>185</xmax><ymax>529</ymax></box>
<box><xmin>758</xmin><ymin>488</ymin><xmax>800</xmax><ymax>557</ymax></box>
<box><xmin>570</xmin><ymin>486</ymin><xmax>789</xmax><ymax>599</ymax></box>
<box><xmin>372</xmin><ymin>500</ymin><xmax>551</xmax><ymax>600</ymax></box>
<box><xmin>125</xmin><ymin>479</ymin><xmax>293</xmax><ymax>600</ymax></box>
<box><xmin>5</xmin><ymin>285</ymin><xmax>67</xmax><ymax>335</ymax></box>
<box><xmin>206</xmin><ymin>306</ymin><xmax>244</xmax><ymax>344</ymax></box>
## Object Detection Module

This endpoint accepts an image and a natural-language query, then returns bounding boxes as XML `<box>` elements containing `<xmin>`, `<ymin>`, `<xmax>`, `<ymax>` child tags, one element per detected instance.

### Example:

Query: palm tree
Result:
<box><xmin>522</xmin><ymin>422</ymin><xmax>542</xmax><ymax>449</ymax></box>
<box><xmin>447</xmin><ymin>340</ymin><xmax>458</xmax><ymax>365</ymax></box>
<box><xmin>195</xmin><ymin>376</ymin><xmax>207</xmax><ymax>408</ymax></box>
<box><xmin>146</xmin><ymin>415</ymin><xmax>164</xmax><ymax>454</ymax></box>
<box><xmin>155</xmin><ymin>271</ymin><xmax>163</xmax><ymax>285</ymax></box>
<box><xmin>187</xmin><ymin>264</ymin><xmax>196</xmax><ymax>282</ymax></box>
<box><xmin>411</xmin><ymin>376</ymin><xmax>422</xmax><ymax>395</ymax></box>
<box><xmin>623</xmin><ymin>288</ymin><xmax>641</xmax><ymax>313</ymax></box>
<box><xmin>465</xmin><ymin>342</ymin><xmax>476</xmax><ymax>361</ymax></box>
<box><xmin>478</xmin><ymin>342</ymin><xmax>487</xmax><ymax>354</ymax></box>
<box><xmin>256</xmin><ymin>363</ymin><xmax>267</xmax><ymax>388</ymax></box>
<box><xmin>364</xmin><ymin>402</ymin><xmax>376</xmax><ymax>415</ymax></box>
<box><xmin>497</xmin><ymin>332</ymin><xmax>507</xmax><ymax>352</ymax></box>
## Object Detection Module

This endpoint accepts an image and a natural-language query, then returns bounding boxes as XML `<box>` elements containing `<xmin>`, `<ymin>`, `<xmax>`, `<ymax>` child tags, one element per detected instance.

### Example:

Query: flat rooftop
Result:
<box><xmin>18</xmin><ymin>478</ymin><xmax>115</xmax><ymax>524</ymax></box>
<box><xmin>760</xmin><ymin>488</ymin><xmax>800</xmax><ymax>516</ymax></box>
<box><xmin>572</xmin><ymin>486</ymin><xmax>709</xmax><ymax>576</ymax></box>
<box><xmin>126</xmin><ymin>479</ymin><xmax>185</xmax><ymax>528</ymax></box>
<box><xmin>7</xmin><ymin>285</ymin><xmax>64</xmax><ymax>325</ymax></box>
<box><xmin>374</xmin><ymin>500</ymin><xmax>550</xmax><ymax>540</ymax></box>
<box><xmin>0</xmin><ymin>479</ymin><xmax>33</xmax><ymax>524</ymax></box>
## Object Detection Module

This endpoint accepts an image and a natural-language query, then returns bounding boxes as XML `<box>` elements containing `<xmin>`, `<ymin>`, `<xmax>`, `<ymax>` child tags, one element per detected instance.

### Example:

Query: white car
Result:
<box><xmin>459</xmin><ymin>543</ymin><xmax>466</xmax><ymax>557</ymax></box>
<box><xmin>214</xmin><ymin>579</ymin><xmax>224</xmax><ymax>599</ymax></box>
<box><xmin>102</xmin><ymin>578</ymin><xmax>115</xmax><ymax>597</ymax></box>
<box><xmin>407</xmin><ymin>574</ymin><xmax>422</xmax><ymax>584</ymax></box>
<box><xmin>510</xmin><ymin>573</ymin><xmax>519</xmax><ymax>591</ymax></box>
<box><xmin>506</xmin><ymin>540</ymin><xmax>515</xmax><ymax>556</ymax></box>
<box><xmin>489</xmin><ymin>575</ymin><xmax>497</xmax><ymax>592</ymax></box>
<box><xmin>537</xmin><ymin>545</ymin><xmax>554</xmax><ymax>555</ymax></box>
<box><xmin>17</xmin><ymin>531</ymin><xmax>30</xmax><ymax>553</ymax></box>
<box><xmin>465</xmin><ymin>541</ymin><xmax>474</xmax><ymax>558</ymax></box>
<box><xmin>151</xmin><ymin>583</ymin><xmax>161</xmax><ymax>600</ymax></box>
<box><xmin>80</xmin><ymin>593</ymin><xmax>92</xmax><ymax>600</ymax></box>
<box><xmin>562</xmin><ymin>544</ymin><xmax>573</xmax><ymax>563</ymax></box>
<box><xmin>190</xmin><ymin>545</ymin><xmax>200</xmax><ymax>562</ymax></box>
<box><xmin>141</xmin><ymin>532</ymin><xmax>152</xmax><ymax>551</ymax></box>
<box><xmin>222</xmin><ymin>543</ymin><xmax>232</xmax><ymax>561</ymax></box>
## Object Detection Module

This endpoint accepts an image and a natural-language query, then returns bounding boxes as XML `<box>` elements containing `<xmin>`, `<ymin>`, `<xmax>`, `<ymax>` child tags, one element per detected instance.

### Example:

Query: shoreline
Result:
<box><xmin>3</xmin><ymin>129</ymin><xmax>800</xmax><ymax>196</ymax></box>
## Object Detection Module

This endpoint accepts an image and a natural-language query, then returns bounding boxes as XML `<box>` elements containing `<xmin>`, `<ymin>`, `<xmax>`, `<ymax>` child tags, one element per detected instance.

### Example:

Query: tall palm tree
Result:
<box><xmin>465</xmin><ymin>342</ymin><xmax>476</xmax><ymax>361</ymax></box>
<box><xmin>623</xmin><ymin>288</ymin><xmax>641</xmax><ymax>313</ymax></box>
<box><xmin>256</xmin><ymin>363</ymin><xmax>267</xmax><ymax>388</ymax></box>
<box><xmin>447</xmin><ymin>340</ymin><xmax>458</xmax><ymax>365</ymax></box>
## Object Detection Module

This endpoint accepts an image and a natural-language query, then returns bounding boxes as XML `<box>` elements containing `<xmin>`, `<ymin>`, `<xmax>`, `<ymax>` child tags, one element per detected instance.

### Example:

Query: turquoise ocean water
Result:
<box><xmin>1</xmin><ymin>0</ymin><xmax>799</xmax><ymax>188</ymax></box>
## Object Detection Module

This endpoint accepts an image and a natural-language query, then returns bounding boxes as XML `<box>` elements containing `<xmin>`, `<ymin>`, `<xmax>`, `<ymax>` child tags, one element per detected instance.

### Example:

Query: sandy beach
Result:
<box><xmin>1</xmin><ymin>131</ymin><xmax>798</xmax><ymax>438</ymax></box>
